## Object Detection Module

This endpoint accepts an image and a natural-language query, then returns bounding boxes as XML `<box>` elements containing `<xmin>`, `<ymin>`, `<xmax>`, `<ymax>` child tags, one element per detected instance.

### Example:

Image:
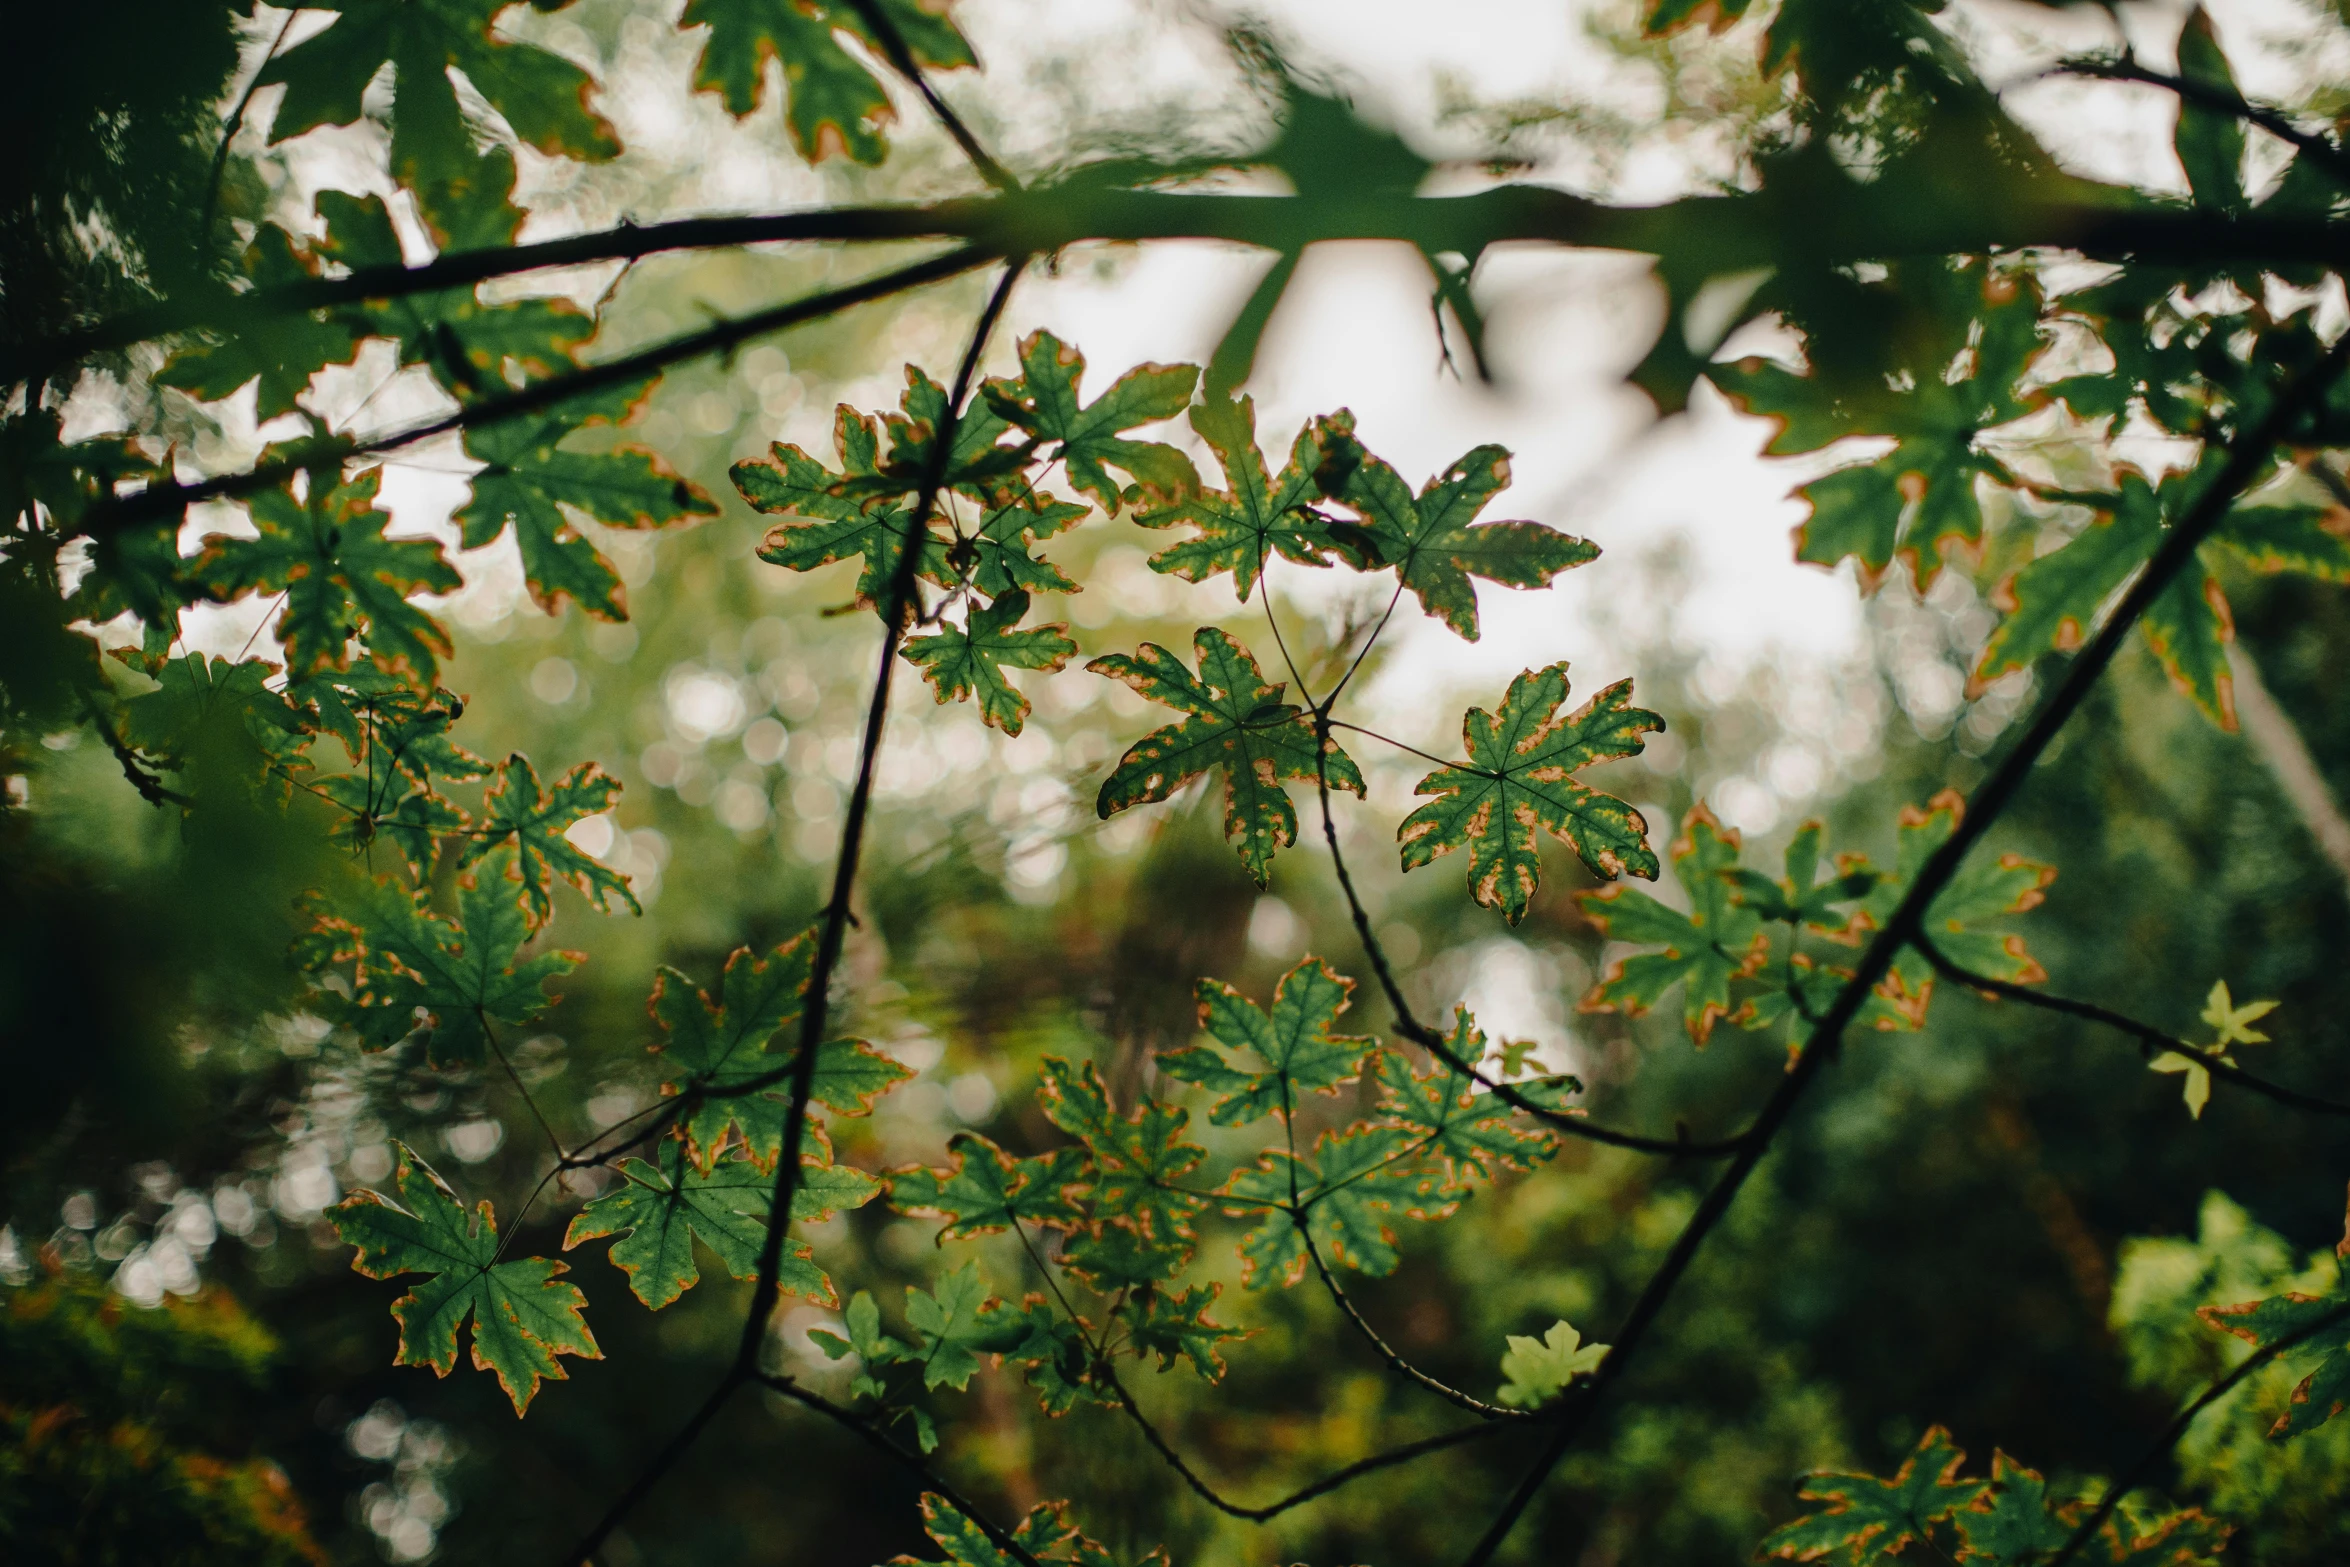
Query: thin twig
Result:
<box><xmin>1912</xmin><ymin>935</ymin><xmax>2350</xmax><ymax>1118</ymax></box>
<box><xmin>2042</xmin><ymin>1300</ymin><xmax>2350</xmax><ymax>1567</ymax></box>
<box><xmin>836</xmin><ymin>0</ymin><xmax>1017</xmax><ymax>193</ymax></box>
<box><xmin>1449</xmin><ymin>320</ymin><xmax>2350</xmax><ymax>1567</ymax></box>
<box><xmin>82</xmin><ymin>691</ymin><xmax>194</xmax><ymax>809</ymax></box>
<box><xmin>199</xmin><ymin>9</ymin><xmax>298</xmax><ymax>244</ymax></box>
<box><xmin>1300</xmin><ymin>1225</ymin><xmax>1532</xmax><ymax>1420</ymax></box>
<box><xmin>759</xmin><ymin>1376</ymin><xmax>1046</xmax><ymax>1567</ymax></box>
<box><xmin>557</xmin><ymin>258</ymin><xmax>1023</xmax><ymax>1567</ymax></box>
<box><xmin>2061</xmin><ymin>55</ymin><xmax>2350</xmax><ymax>191</ymax></box>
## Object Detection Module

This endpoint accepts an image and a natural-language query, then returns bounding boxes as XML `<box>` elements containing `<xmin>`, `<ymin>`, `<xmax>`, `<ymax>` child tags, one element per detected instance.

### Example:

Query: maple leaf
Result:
<box><xmin>946</xmin><ymin>500</ymin><xmax>1091</xmax><ymax>598</ymax></box>
<box><xmin>646</xmin><ymin>935</ymin><xmax>910</xmax><ymax>1172</ymax></box>
<box><xmin>1312</xmin><ymin>420</ymin><xmax>1599</xmax><ymax>641</ymax></box>
<box><xmin>902</xmin><ymin>590</ymin><xmax>1077</xmax><ymax>736</ymax></box>
<box><xmin>1496</xmin><ymin>1319</ymin><xmax>1608</xmax><ymax>1409</ymax></box>
<box><xmin>1714</xmin><ymin>257</ymin><xmax>2044</xmax><ymax>591</ymax></box>
<box><xmin>1854</xmin><ymin>790</ymin><xmax>2055</xmax><ymax>1028</ymax></box>
<box><xmin>1579</xmin><ymin>804</ymin><xmax>1765</xmax><ymax>1045</ymax></box>
<box><xmin>461</xmin><ymin>753</ymin><xmax>639</xmax><ymax>925</ymax></box>
<box><xmin>1400</xmin><ymin>663</ymin><xmax>1663</xmax><ymax>922</ymax></box>
<box><xmin>681</xmin><ymin>0</ymin><xmax>976</xmax><ymax>163</ymax></box>
<box><xmin>2151</xmin><ymin>979</ymin><xmax>2282</xmax><ymax>1120</ymax></box>
<box><xmin>890</xmin><ymin>1132</ymin><xmax>1088</xmax><ymax>1241</ymax></box>
<box><xmin>2200</xmin><ymin>1276</ymin><xmax>2350</xmax><ymax>1436</ymax></box>
<box><xmin>259</xmin><ymin>0</ymin><xmax>619</xmax><ymax>192</ymax></box>
<box><xmin>564</xmin><ymin>1132</ymin><xmax>877</xmax><ymax>1311</ymax></box>
<box><xmin>1721</xmin><ymin>819</ymin><xmax>1882</xmax><ymax>936</ymax></box>
<box><xmin>1229</xmin><ymin>1125</ymin><xmax>1440</xmax><ymax>1286</ymax></box>
<box><xmin>314</xmin><ymin>180</ymin><xmax>595</xmax><ymax>398</ymax></box>
<box><xmin>1118</xmin><ymin>1285</ymin><xmax>1243</xmax><ymax>1382</ymax></box>
<box><xmin>1951</xmin><ymin>1452</ymin><xmax>2074</xmax><ymax>1564</ymax></box>
<box><xmin>330</xmin><ymin>1142</ymin><xmax>599</xmax><ymax>1414</ymax></box>
<box><xmin>981</xmin><ymin>331</ymin><xmax>1201</xmax><ymax>514</ymax></box>
<box><xmin>293</xmin><ymin>676</ymin><xmax>485</xmax><ymax>870</ymax></box>
<box><xmin>1374</xmin><ymin>1009</ymin><xmax>1560</xmax><ymax>1187</ymax></box>
<box><xmin>196</xmin><ymin>469</ymin><xmax>460</xmax><ymax>685</ymax></box>
<box><xmin>739</xmin><ymin>409</ymin><xmax>948</xmax><ymax>610</ymax></box>
<box><xmin>1135</xmin><ymin>395</ymin><xmax>1339</xmax><ymax>600</ymax></box>
<box><xmin>1757</xmin><ymin>1426</ymin><xmax>1984</xmax><ymax>1565</ymax></box>
<box><xmin>1037</xmin><ymin>1058</ymin><xmax>1207</xmax><ymax>1267</ymax></box>
<box><xmin>898</xmin><ymin>1493</ymin><xmax>1156</xmax><ymax>1567</ymax></box>
<box><xmin>904</xmin><ymin>1261</ymin><xmax>1013</xmax><ymax>1392</ymax></box>
<box><xmin>1089</xmin><ymin>627</ymin><xmax>1364</xmax><ymax>885</ymax></box>
<box><xmin>154</xmin><ymin>225</ymin><xmax>363</xmax><ymax>421</ymax></box>
<box><xmin>116</xmin><ymin>652</ymin><xmax>311</xmax><ymax>794</ymax></box>
<box><xmin>456</xmin><ymin>382</ymin><xmax>717</xmax><ymax>621</ymax></box>
<box><xmin>330</xmin><ymin>851</ymin><xmax>580</xmax><ymax>1066</ymax></box>
<box><xmin>883</xmin><ymin>363</ymin><xmax>1030</xmax><ymax>502</ymax></box>
<box><xmin>1158</xmin><ymin>956</ymin><xmax>1376</xmax><ymax>1127</ymax></box>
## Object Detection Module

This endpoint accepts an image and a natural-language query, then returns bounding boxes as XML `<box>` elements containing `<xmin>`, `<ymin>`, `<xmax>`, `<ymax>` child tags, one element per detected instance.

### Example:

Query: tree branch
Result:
<box><xmin>84</xmin><ymin>246</ymin><xmax>996</xmax><ymax>537</ymax></box>
<box><xmin>2043</xmin><ymin>1299</ymin><xmax>2350</xmax><ymax>1567</ymax></box>
<box><xmin>1450</xmin><ymin>327</ymin><xmax>2350</xmax><ymax>1567</ymax></box>
<box><xmin>837</xmin><ymin>0</ymin><xmax>1016</xmax><ymax>193</ymax></box>
<box><xmin>1300</xmin><ymin>1224</ymin><xmax>1533</xmax><ymax>1421</ymax></box>
<box><xmin>556</xmin><ymin>258</ymin><xmax>1023</xmax><ymax>1567</ymax></box>
<box><xmin>1911</xmin><ymin>934</ymin><xmax>2350</xmax><ymax>1118</ymax></box>
<box><xmin>2061</xmin><ymin>55</ymin><xmax>2350</xmax><ymax>192</ymax></box>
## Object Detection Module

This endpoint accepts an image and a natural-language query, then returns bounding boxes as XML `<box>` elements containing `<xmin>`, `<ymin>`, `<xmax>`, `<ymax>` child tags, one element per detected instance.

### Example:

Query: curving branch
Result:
<box><xmin>2061</xmin><ymin>55</ymin><xmax>2350</xmax><ymax>192</ymax></box>
<box><xmin>1450</xmin><ymin>328</ymin><xmax>2350</xmax><ymax>1567</ymax></box>
<box><xmin>555</xmin><ymin>258</ymin><xmax>1024</xmax><ymax>1567</ymax></box>
<box><xmin>1912</xmin><ymin>934</ymin><xmax>2350</xmax><ymax>1119</ymax></box>
<box><xmin>1096</xmin><ymin>1364</ymin><xmax>1519</xmax><ymax>1523</ymax></box>
<box><xmin>86</xmin><ymin>247</ymin><xmax>995</xmax><ymax>538</ymax></box>
<box><xmin>1307</xmin><ymin>735</ymin><xmax>1750</xmax><ymax>1159</ymax></box>
<box><xmin>1300</xmin><ymin>1224</ymin><xmax>1533</xmax><ymax>1421</ymax></box>
<box><xmin>759</xmin><ymin>1375</ymin><xmax>1044</xmax><ymax>1567</ymax></box>
<box><xmin>2042</xmin><ymin>1299</ymin><xmax>2350</xmax><ymax>1567</ymax></box>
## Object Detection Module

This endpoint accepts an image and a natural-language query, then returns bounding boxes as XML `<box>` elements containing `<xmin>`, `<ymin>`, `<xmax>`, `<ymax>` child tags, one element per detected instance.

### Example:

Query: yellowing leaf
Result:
<box><xmin>1496</xmin><ymin>1319</ymin><xmax>1608</xmax><ymax>1409</ymax></box>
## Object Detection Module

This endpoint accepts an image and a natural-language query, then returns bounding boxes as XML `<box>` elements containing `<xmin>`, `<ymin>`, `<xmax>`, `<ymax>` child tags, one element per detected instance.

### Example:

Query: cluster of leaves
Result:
<box><xmin>847</xmin><ymin>957</ymin><xmax>1584</xmax><ymax>1439</ymax></box>
<box><xmin>1759</xmin><ymin>1425</ymin><xmax>2230</xmax><ymax>1566</ymax></box>
<box><xmin>741</xmin><ymin>336</ymin><xmax>1663</xmax><ymax>897</ymax></box>
<box><xmin>1580</xmin><ymin>793</ymin><xmax>2052</xmax><ymax>1049</ymax></box>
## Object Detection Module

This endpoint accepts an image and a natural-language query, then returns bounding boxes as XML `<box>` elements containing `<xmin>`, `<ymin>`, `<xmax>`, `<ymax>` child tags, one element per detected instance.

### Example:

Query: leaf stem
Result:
<box><xmin>1300</xmin><ymin>1224</ymin><xmax>1532</xmax><ymax>1420</ymax></box>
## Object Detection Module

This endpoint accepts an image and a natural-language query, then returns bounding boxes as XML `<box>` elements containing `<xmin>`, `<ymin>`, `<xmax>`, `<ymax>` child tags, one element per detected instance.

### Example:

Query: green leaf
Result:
<box><xmin>292</xmin><ymin>676</ymin><xmax>484</xmax><ymax>869</ymax></box>
<box><xmin>1974</xmin><ymin>487</ymin><xmax>2161</xmax><ymax>691</ymax></box>
<box><xmin>740</xmin><ymin>409</ymin><xmax>946</xmax><ymax>611</ymax></box>
<box><xmin>1495</xmin><ymin>1319</ymin><xmax>1608</xmax><ymax>1409</ymax></box>
<box><xmin>2140</xmin><ymin>556</ymin><xmax>2238</xmax><ymax>730</ymax></box>
<box><xmin>1578</xmin><ymin>804</ymin><xmax>1765</xmax><ymax>1044</ymax></box>
<box><xmin>1036</xmin><ymin>1058</ymin><xmax>1208</xmax><ymax>1270</ymax></box>
<box><xmin>259</xmin><ymin>0</ymin><xmax>619</xmax><ymax>192</ymax></box>
<box><xmin>1757</xmin><ymin>1425</ymin><xmax>1983</xmax><ymax>1565</ymax></box>
<box><xmin>196</xmin><ymin>469</ymin><xmax>460</xmax><ymax>686</ymax></box>
<box><xmin>456</xmin><ymin>382</ymin><xmax>717</xmax><ymax>621</ymax></box>
<box><xmin>2176</xmin><ymin>8</ymin><xmax>2248</xmax><ymax>214</ymax></box>
<box><xmin>462</xmin><ymin>752</ymin><xmax>639</xmax><ymax>926</ymax></box>
<box><xmin>1950</xmin><ymin>1452</ymin><xmax>2074</xmax><ymax>1563</ymax></box>
<box><xmin>1854</xmin><ymin>790</ymin><xmax>2055</xmax><ymax>1026</ymax></box>
<box><xmin>2213</xmin><ymin>502</ymin><xmax>2350</xmax><ymax>582</ymax></box>
<box><xmin>1229</xmin><ymin>1125</ymin><xmax>1437</xmax><ymax>1287</ymax></box>
<box><xmin>1158</xmin><ymin>956</ymin><xmax>1375</xmax><ymax>1127</ymax></box>
<box><xmin>1374</xmin><ymin>1010</ymin><xmax>1559</xmax><ymax>1187</ymax></box>
<box><xmin>1135</xmin><ymin>396</ymin><xmax>1336</xmax><ymax>600</ymax></box>
<box><xmin>1118</xmin><ymin>1285</ymin><xmax>1242</xmax><ymax>1382</ymax></box>
<box><xmin>1312</xmin><ymin>423</ymin><xmax>1599</xmax><ymax>641</ymax></box>
<box><xmin>2202</xmin><ymin>1284</ymin><xmax>2350</xmax><ymax>1436</ymax></box>
<box><xmin>904</xmin><ymin>1260</ymin><xmax>1005</xmax><ymax>1392</ymax></box>
<box><xmin>563</xmin><ymin>1134</ymin><xmax>876</xmax><ymax>1311</ymax></box>
<box><xmin>1399</xmin><ymin>663</ymin><xmax>1663</xmax><ymax>923</ymax></box>
<box><xmin>647</xmin><ymin>933</ymin><xmax>910</xmax><ymax>1172</ymax></box>
<box><xmin>116</xmin><ymin>653</ymin><xmax>311</xmax><ymax>792</ymax></box>
<box><xmin>905</xmin><ymin>1493</ymin><xmax>1141</xmax><ymax>1567</ymax></box>
<box><xmin>890</xmin><ymin>1132</ymin><xmax>1088</xmax><ymax>1240</ymax></box>
<box><xmin>680</xmin><ymin>0</ymin><xmax>976</xmax><ymax>164</ymax></box>
<box><xmin>154</xmin><ymin>226</ymin><xmax>361</xmax><ymax>420</ymax></box>
<box><xmin>330</xmin><ymin>1142</ymin><xmax>599</xmax><ymax>1414</ymax></box>
<box><xmin>982</xmin><ymin>331</ymin><xmax>1201</xmax><ymax>514</ymax></box>
<box><xmin>901</xmin><ymin>590</ymin><xmax>1077</xmax><ymax>736</ymax></box>
<box><xmin>329</xmin><ymin>851</ymin><xmax>579</xmax><ymax>1066</ymax></box>
<box><xmin>1090</xmin><ymin>627</ymin><xmax>1363</xmax><ymax>885</ymax></box>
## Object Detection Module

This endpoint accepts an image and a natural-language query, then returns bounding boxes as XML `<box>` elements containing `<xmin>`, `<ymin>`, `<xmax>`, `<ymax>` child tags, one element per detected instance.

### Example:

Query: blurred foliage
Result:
<box><xmin>10</xmin><ymin>2</ymin><xmax>2350</xmax><ymax>1566</ymax></box>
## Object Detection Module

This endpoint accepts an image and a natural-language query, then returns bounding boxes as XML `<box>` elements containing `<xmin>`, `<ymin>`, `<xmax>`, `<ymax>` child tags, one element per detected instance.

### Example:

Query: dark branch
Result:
<box><xmin>82</xmin><ymin>692</ymin><xmax>194</xmax><ymax>810</ymax></box>
<box><xmin>2062</xmin><ymin>55</ymin><xmax>2350</xmax><ymax>192</ymax></box>
<box><xmin>1912</xmin><ymin>935</ymin><xmax>2350</xmax><ymax>1118</ymax></box>
<box><xmin>1301</xmin><ymin>1225</ymin><xmax>1533</xmax><ymax>1421</ymax></box>
<box><xmin>1451</xmin><ymin>324</ymin><xmax>2350</xmax><ymax>1567</ymax></box>
<box><xmin>2043</xmin><ymin>1299</ymin><xmax>2350</xmax><ymax>1567</ymax></box>
<box><xmin>759</xmin><ymin>1376</ymin><xmax>1045</xmax><ymax>1567</ymax></box>
<box><xmin>24</xmin><ymin>183</ymin><xmax>2350</xmax><ymax>383</ymax></box>
<box><xmin>84</xmin><ymin>247</ymin><xmax>996</xmax><ymax>536</ymax></box>
<box><xmin>1098</xmin><ymin>1365</ymin><xmax>1516</xmax><ymax>1522</ymax></box>
<box><xmin>556</xmin><ymin>259</ymin><xmax>1023</xmax><ymax>1567</ymax></box>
